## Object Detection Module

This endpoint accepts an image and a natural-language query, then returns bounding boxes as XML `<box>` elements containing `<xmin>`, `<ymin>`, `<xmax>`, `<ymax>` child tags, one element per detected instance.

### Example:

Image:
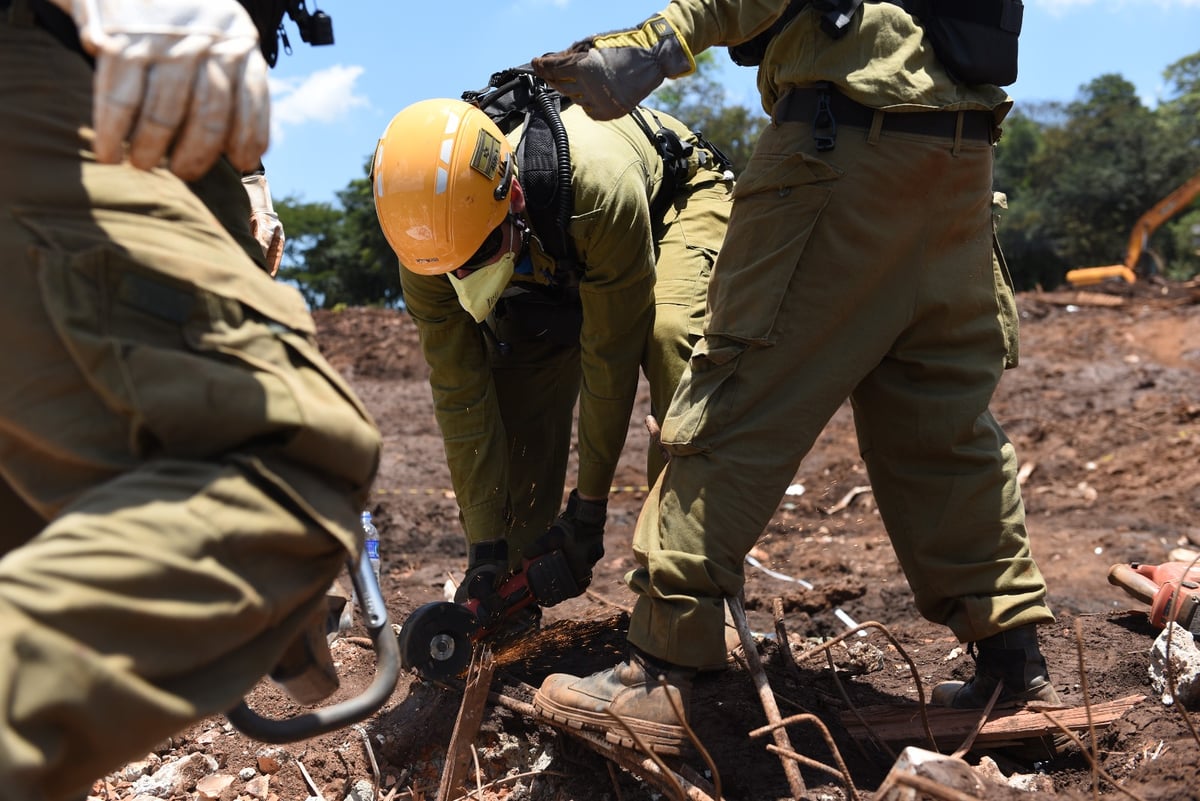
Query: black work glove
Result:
<box><xmin>526</xmin><ymin>490</ymin><xmax>608</xmax><ymax>593</ymax></box>
<box><xmin>455</xmin><ymin>539</ymin><xmax>508</xmax><ymax>612</ymax></box>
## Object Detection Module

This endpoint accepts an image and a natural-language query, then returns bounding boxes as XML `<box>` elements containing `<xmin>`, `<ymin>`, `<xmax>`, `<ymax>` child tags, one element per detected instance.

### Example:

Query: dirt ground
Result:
<box><xmin>91</xmin><ymin>279</ymin><xmax>1200</xmax><ymax>801</ymax></box>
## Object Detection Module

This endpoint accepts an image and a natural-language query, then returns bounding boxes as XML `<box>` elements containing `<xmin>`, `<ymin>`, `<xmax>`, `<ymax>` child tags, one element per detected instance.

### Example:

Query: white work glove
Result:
<box><xmin>242</xmin><ymin>172</ymin><xmax>285</xmax><ymax>276</ymax></box>
<box><xmin>47</xmin><ymin>0</ymin><xmax>271</xmax><ymax>180</ymax></box>
<box><xmin>532</xmin><ymin>15</ymin><xmax>695</xmax><ymax>121</ymax></box>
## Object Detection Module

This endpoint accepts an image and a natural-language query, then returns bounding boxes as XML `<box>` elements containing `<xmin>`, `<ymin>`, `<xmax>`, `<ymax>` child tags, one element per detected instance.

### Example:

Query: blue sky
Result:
<box><xmin>262</xmin><ymin>0</ymin><xmax>1200</xmax><ymax>205</ymax></box>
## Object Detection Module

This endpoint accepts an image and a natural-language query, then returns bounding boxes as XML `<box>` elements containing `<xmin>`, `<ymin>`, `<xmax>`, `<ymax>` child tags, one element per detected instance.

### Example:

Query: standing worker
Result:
<box><xmin>372</xmin><ymin>77</ymin><xmax>731</xmax><ymax>624</ymax></box>
<box><xmin>527</xmin><ymin>0</ymin><xmax>1063</xmax><ymax>755</ymax></box>
<box><xmin>0</xmin><ymin>1</ymin><xmax>381</xmax><ymax>799</ymax></box>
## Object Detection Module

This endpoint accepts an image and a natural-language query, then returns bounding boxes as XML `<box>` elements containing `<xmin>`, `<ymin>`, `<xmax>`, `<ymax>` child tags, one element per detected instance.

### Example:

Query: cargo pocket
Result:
<box><xmin>704</xmin><ymin>149</ymin><xmax>835</xmax><ymax>344</ymax></box>
<box><xmin>658</xmin><ymin>146</ymin><xmax>836</xmax><ymax>455</ymax></box>
<box><xmin>658</xmin><ymin>334</ymin><xmax>747</xmax><ymax>455</ymax></box>
<box><xmin>35</xmin><ymin>244</ymin><xmax>379</xmax><ymax>492</ymax></box>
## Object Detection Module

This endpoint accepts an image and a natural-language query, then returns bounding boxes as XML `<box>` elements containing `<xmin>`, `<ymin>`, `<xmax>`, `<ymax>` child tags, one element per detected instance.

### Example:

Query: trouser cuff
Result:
<box><xmin>625</xmin><ymin>591</ymin><xmax>726</xmax><ymax>669</ymax></box>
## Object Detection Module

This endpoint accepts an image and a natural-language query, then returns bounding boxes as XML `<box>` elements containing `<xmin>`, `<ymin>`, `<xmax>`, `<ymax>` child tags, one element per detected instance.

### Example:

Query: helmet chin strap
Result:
<box><xmin>479</xmin><ymin>213</ymin><xmax>535</xmax><ymax>358</ymax></box>
<box><xmin>510</xmin><ymin>212</ymin><xmax>531</xmax><ymax>259</ymax></box>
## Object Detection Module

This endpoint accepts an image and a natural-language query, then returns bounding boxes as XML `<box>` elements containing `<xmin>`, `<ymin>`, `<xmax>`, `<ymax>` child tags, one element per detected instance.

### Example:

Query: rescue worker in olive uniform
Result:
<box><xmin>528</xmin><ymin>0</ymin><xmax>1062</xmax><ymax>754</ymax></box>
<box><xmin>0</xmin><ymin>0</ymin><xmax>380</xmax><ymax>798</ymax></box>
<box><xmin>373</xmin><ymin>94</ymin><xmax>731</xmax><ymax>616</ymax></box>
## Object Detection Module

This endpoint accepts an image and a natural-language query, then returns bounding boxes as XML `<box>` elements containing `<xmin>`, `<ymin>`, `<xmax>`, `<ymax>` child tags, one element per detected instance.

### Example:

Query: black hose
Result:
<box><xmin>531</xmin><ymin>84</ymin><xmax>573</xmax><ymax>237</ymax></box>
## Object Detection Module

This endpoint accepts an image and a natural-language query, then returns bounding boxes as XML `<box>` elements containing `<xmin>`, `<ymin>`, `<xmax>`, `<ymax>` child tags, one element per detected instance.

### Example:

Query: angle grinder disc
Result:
<box><xmin>397</xmin><ymin>601</ymin><xmax>477</xmax><ymax>680</ymax></box>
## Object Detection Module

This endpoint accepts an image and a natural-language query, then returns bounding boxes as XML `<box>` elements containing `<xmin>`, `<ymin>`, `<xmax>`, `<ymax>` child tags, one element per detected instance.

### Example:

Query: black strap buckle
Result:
<box><xmin>813</xmin><ymin>84</ymin><xmax>837</xmax><ymax>152</ymax></box>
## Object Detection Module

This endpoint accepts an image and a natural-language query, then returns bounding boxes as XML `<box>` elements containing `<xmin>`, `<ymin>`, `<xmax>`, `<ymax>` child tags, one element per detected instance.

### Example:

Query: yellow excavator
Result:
<box><xmin>1066</xmin><ymin>170</ymin><xmax>1200</xmax><ymax>286</ymax></box>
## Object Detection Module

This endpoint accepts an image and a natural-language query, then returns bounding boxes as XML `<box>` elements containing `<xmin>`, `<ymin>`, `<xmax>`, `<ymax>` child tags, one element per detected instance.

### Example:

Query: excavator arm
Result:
<box><xmin>1067</xmin><ymin>170</ymin><xmax>1200</xmax><ymax>287</ymax></box>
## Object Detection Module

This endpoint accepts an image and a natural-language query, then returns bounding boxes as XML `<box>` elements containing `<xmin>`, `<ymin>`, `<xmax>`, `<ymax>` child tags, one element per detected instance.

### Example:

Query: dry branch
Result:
<box><xmin>437</xmin><ymin>648</ymin><xmax>496</xmax><ymax>801</ymax></box>
<box><xmin>727</xmin><ymin>594</ymin><xmax>807</xmax><ymax>799</ymax></box>
<box><xmin>822</xmin><ymin>485</ymin><xmax>872</xmax><ymax>515</ymax></box>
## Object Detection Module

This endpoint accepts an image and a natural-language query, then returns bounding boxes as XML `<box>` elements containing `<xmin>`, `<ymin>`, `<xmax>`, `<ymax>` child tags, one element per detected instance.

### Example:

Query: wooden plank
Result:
<box><xmin>1030</xmin><ymin>290</ymin><xmax>1128</xmax><ymax>307</ymax></box>
<box><xmin>841</xmin><ymin>694</ymin><xmax>1145</xmax><ymax>747</ymax></box>
<box><xmin>436</xmin><ymin>647</ymin><xmax>496</xmax><ymax>801</ymax></box>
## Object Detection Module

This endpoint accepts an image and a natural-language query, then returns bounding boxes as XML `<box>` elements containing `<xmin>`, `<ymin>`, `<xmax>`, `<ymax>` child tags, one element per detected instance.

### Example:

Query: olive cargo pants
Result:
<box><xmin>491</xmin><ymin>178</ymin><xmax>729</xmax><ymax>561</ymax></box>
<box><xmin>0</xmin><ymin>17</ymin><xmax>381</xmax><ymax>801</ymax></box>
<box><xmin>627</xmin><ymin>115</ymin><xmax>1053</xmax><ymax>668</ymax></box>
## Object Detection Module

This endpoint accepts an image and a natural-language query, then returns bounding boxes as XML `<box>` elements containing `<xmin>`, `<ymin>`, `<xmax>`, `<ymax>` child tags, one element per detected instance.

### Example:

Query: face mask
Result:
<box><xmin>447</xmin><ymin>249</ymin><xmax>517</xmax><ymax>323</ymax></box>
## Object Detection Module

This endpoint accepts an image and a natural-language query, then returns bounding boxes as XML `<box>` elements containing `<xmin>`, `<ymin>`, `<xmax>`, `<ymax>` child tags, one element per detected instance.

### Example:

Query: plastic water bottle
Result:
<box><xmin>361</xmin><ymin>510</ymin><xmax>382</xmax><ymax>587</ymax></box>
<box><xmin>349</xmin><ymin>511</ymin><xmax>382</xmax><ymax>627</ymax></box>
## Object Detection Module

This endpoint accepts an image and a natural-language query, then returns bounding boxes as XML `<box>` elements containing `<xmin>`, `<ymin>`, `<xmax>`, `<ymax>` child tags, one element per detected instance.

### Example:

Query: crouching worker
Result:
<box><xmin>372</xmin><ymin>74</ymin><xmax>732</xmax><ymax>634</ymax></box>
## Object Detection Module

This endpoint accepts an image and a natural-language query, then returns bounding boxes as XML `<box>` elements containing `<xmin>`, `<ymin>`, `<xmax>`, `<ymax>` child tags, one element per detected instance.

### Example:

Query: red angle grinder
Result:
<box><xmin>1108</xmin><ymin>560</ymin><xmax>1200</xmax><ymax>635</ymax></box>
<box><xmin>398</xmin><ymin>548</ymin><xmax>580</xmax><ymax>680</ymax></box>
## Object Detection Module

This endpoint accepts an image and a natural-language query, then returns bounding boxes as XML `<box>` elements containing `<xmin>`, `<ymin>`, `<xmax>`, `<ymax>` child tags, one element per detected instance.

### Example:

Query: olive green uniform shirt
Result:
<box><xmin>663</xmin><ymin>0</ymin><xmax>1011</xmax><ymax>117</ymax></box>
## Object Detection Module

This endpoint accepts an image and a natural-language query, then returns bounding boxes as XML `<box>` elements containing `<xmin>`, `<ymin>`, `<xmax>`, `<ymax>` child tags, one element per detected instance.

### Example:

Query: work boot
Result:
<box><xmin>933</xmin><ymin>625</ymin><xmax>1068</xmax><ymax>762</ymax></box>
<box><xmin>931</xmin><ymin>624</ymin><xmax>1063</xmax><ymax>709</ymax></box>
<box><xmin>533</xmin><ymin>647</ymin><xmax>696</xmax><ymax>755</ymax></box>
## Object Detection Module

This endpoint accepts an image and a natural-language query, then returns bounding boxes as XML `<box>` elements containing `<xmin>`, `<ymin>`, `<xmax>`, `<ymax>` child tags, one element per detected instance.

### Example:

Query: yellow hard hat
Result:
<box><xmin>372</xmin><ymin>98</ymin><xmax>514</xmax><ymax>275</ymax></box>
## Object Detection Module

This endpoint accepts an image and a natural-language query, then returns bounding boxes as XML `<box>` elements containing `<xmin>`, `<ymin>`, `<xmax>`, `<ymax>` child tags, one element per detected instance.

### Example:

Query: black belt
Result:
<box><xmin>773</xmin><ymin>86</ymin><xmax>994</xmax><ymax>146</ymax></box>
<box><xmin>2</xmin><ymin>0</ymin><xmax>89</xmax><ymax>59</ymax></box>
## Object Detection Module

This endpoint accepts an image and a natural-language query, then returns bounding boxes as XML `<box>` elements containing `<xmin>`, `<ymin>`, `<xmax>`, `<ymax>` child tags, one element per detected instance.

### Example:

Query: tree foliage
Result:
<box><xmin>276</xmin><ymin>159</ymin><xmax>400</xmax><ymax>309</ymax></box>
<box><xmin>282</xmin><ymin>49</ymin><xmax>1200</xmax><ymax>305</ymax></box>
<box><xmin>994</xmin><ymin>60</ymin><xmax>1200</xmax><ymax>288</ymax></box>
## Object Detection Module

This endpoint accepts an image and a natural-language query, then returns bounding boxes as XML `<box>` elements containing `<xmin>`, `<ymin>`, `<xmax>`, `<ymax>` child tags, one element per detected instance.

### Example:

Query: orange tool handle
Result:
<box><xmin>1108</xmin><ymin>563</ymin><xmax>1158</xmax><ymax>605</ymax></box>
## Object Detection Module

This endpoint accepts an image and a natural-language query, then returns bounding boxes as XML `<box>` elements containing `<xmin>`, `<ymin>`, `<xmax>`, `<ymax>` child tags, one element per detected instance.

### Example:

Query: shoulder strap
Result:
<box><xmin>464</xmin><ymin>68</ymin><xmax>576</xmax><ymax>263</ymax></box>
<box><xmin>629</xmin><ymin>108</ymin><xmax>695</xmax><ymax>230</ymax></box>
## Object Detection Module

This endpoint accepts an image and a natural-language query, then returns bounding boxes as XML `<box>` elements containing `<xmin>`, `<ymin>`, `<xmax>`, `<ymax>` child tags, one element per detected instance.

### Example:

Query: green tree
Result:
<box><xmin>1010</xmin><ymin>74</ymin><xmax>1198</xmax><ymax>285</ymax></box>
<box><xmin>275</xmin><ymin>196</ymin><xmax>340</xmax><ymax>308</ymax></box>
<box><xmin>993</xmin><ymin>110</ymin><xmax>1069</xmax><ymax>289</ymax></box>
<box><xmin>1154</xmin><ymin>51</ymin><xmax>1200</xmax><ymax>278</ymax></box>
<box><xmin>1161</xmin><ymin>51</ymin><xmax>1200</xmax><ymax>145</ymax></box>
<box><xmin>276</xmin><ymin>159</ymin><xmax>400</xmax><ymax>309</ymax></box>
<box><xmin>330</xmin><ymin>172</ymin><xmax>401</xmax><ymax>306</ymax></box>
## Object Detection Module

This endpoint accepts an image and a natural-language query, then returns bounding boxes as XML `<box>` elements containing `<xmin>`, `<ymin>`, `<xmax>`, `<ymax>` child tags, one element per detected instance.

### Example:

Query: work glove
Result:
<box><xmin>525</xmin><ymin>490</ymin><xmax>608</xmax><ymax>596</ymax></box>
<box><xmin>455</xmin><ymin>539</ymin><xmax>509</xmax><ymax>613</ymax></box>
<box><xmin>47</xmin><ymin>0</ymin><xmax>271</xmax><ymax>180</ymax></box>
<box><xmin>532</xmin><ymin>15</ymin><xmax>695</xmax><ymax>121</ymax></box>
<box><xmin>242</xmin><ymin>172</ymin><xmax>285</xmax><ymax>276</ymax></box>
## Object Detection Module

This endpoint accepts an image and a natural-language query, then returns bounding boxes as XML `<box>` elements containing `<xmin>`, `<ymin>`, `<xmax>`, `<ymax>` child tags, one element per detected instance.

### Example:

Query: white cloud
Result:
<box><xmin>269</xmin><ymin>64</ymin><xmax>369</xmax><ymax>141</ymax></box>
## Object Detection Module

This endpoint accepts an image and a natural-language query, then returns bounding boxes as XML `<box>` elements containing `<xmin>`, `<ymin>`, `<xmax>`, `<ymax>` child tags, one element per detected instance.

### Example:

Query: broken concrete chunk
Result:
<box><xmin>1149</xmin><ymin>622</ymin><xmax>1200</xmax><ymax>708</ymax></box>
<box><xmin>876</xmin><ymin>746</ymin><xmax>992</xmax><ymax>801</ymax></box>
<box><xmin>195</xmin><ymin>773</ymin><xmax>234</xmax><ymax>800</ymax></box>
<box><xmin>130</xmin><ymin>753</ymin><xmax>218</xmax><ymax>798</ymax></box>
